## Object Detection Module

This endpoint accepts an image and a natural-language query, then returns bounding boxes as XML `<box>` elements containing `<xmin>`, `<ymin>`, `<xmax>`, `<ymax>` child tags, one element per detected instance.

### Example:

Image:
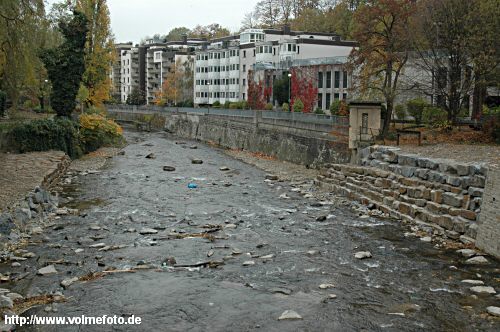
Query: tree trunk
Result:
<box><xmin>383</xmin><ymin>100</ymin><xmax>393</xmax><ymax>136</ymax></box>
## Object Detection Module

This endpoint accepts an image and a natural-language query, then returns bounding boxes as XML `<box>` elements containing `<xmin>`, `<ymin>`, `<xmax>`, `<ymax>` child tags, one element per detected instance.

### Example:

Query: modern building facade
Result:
<box><xmin>193</xmin><ymin>26</ymin><xmax>358</xmax><ymax>108</ymax></box>
<box><xmin>111</xmin><ymin>36</ymin><xmax>206</xmax><ymax>104</ymax></box>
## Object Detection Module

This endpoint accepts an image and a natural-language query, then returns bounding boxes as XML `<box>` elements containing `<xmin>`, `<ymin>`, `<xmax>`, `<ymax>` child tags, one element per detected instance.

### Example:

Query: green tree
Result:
<box><xmin>272</xmin><ymin>75</ymin><xmax>290</xmax><ymax>105</ymax></box>
<box><xmin>293</xmin><ymin>98</ymin><xmax>304</xmax><ymax>112</ymax></box>
<box><xmin>166</xmin><ymin>27</ymin><xmax>190</xmax><ymax>41</ymax></box>
<box><xmin>406</xmin><ymin>98</ymin><xmax>428</xmax><ymax>124</ymax></box>
<box><xmin>190</xmin><ymin>23</ymin><xmax>230</xmax><ymax>39</ymax></box>
<box><xmin>126</xmin><ymin>88</ymin><xmax>146</xmax><ymax>105</ymax></box>
<box><xmin>41</xmin><ymin>10</ymin><xmax>88</xmax><ymax>117</ymax></box>
<box><xmin>0</xmin><ymin>0</ymin><xmax>49</xmax><ymax>108</ymax></box>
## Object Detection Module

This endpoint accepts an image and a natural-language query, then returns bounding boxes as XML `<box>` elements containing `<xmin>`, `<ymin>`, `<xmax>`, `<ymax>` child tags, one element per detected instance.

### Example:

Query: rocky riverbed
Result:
<box><xmin>0</xmin><ymin>130</ymin><xmax>499</xmax><ymax>331</ymax></box>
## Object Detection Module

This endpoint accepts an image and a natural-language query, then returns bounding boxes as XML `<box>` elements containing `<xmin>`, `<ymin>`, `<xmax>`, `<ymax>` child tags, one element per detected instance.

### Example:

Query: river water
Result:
<box><xmin>8</xmin><ymin>131</ymin><xmax>499</xmax><ymax>331</ymax></box>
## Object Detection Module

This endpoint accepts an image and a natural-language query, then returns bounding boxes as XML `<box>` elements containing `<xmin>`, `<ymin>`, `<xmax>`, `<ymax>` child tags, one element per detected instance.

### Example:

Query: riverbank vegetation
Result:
<box><xmin>0</xmin><ymin>1</ymin><xmax>122</xmax><ymax>156</ymax></box>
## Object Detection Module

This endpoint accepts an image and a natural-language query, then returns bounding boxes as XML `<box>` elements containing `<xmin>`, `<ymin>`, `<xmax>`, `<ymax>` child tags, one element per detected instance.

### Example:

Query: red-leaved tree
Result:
<box><xmin>247</xmin><ymin>70</ymin><xmax>272</xmax><ymax>110</ymax></box>
<box><xmin>290</xmin><ymin>67</ymin><xmax>318</xmax><ymax>113</ymax></box>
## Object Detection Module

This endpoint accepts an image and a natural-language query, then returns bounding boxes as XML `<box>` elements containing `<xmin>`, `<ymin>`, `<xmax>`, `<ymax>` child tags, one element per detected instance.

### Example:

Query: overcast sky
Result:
<box><xmin>46</xmin><ymin>0</ymin><xmax>258</xmax><ymax>43</ymax></box>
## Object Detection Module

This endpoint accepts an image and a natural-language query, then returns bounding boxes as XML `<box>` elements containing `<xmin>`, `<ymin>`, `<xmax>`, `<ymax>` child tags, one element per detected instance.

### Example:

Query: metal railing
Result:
<box><xmin>106</xmin><ymin>104</ymin><xmax>349</xmax><ymax>128</ymax></box>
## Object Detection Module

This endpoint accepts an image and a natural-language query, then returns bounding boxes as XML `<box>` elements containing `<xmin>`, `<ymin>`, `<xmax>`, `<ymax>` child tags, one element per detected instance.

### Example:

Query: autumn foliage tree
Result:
<box><xmin>290</xmin><ymin>67</ymin><xmax>317</xmax><ymax>113</ymax></box>
<box><xmin>247</xmin><ymin>71</ymin><xmax>272</xmax><ymax>110</ymax></box>
<box><xmin>349</xmin><ymin>0</ymin><xmax>415</xmax><ymax>136</ymax></box>
<box><xmin>246</xmin><ymin>70</ymin><xmax>272</xmax><ymax>110</ymax></box>
<box><xmin>76</xmin><ymin>0</ymin><xmax>115</xmax><ymax>108</ymax></box>
<box><xmin>155</xmin><ymin>58</ymin><xmax>194</xmax><ymax>106</ymax></box>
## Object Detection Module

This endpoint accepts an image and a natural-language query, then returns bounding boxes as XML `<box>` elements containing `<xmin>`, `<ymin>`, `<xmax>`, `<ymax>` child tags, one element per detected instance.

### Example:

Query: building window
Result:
<box><xmin>342</xmin><ymin>93</ymin><xmax>347</xmax><ymax>100</ymax></box>
<box><xmin>326</xmin><ymin>93</ymin><xmax>331</xmax><ymax>109</ymax></box>
<box><xmin>243</xmin><ymin>50</ymin><xmax>246</xmax><ymax>58</ymax></box>
<box><xmin>243</xmin><ymin>65</ymin><xmax>246</xmax><ymax>72</ymax></box>
<box><xmin>243</xmin><ymin>79</ymin><xmax>246</xmax><ymax>86</ymax></box>
<box><xmin>334</xmin><ymin>71</ymin><xmax>340</xmax><ymax>88</ymax></box>
<box><xmin>273</xmin><ymin>48</ymin><xmax>276</xmax><ymax>55</ymax></box>
<box><xmin>326</xmin><ymin>71</ymin><xmax>332</xmax><ymax>89</ymax></box>
<box><xmin>253</xmin><ymin>49</ymin><xmax>255</xmax><ymax>57</ymax></box>
<box><xmin>334</xmin><ymin>93</ymin><xmax>339</xmax><ymax>100</ymax></box>
<box><xmin>318</xmin><ymin>72</ymin><xmax>323</xmax><ymax>89</ymax></box>
<box><xmin>318</xmin><ymin>93</ymin><xmax>322</xmax><ymax>109</ymax></box>
<box><xmin>242</xmin><ymin>93</ymin><xmax>246</xmax><ymax>100</ymax></box>
<box><xmin>343</xmin><ymin>71</ymin><xmax>348</xmax><ymax>88</ymax></box>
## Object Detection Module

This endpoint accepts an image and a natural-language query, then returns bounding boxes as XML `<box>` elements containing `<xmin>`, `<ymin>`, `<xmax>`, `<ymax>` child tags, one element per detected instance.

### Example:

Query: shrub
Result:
<box><xmin>224</xmin><ymin>101</ymin><xmax>231</xmax><ymax>109</ymax></box>
<box><xmin>241</xmin><ymin>101</ymin><xmax>249</xmax><ymax>110</ymax></box>
<box><xmin>329</xmin><ymin>100</ymin><xmax>341</xmax><ymax>115</ymax></box>
<box><xmin>282</xmin><ymin>103</ymin><xmax>289</xmax><ymax>112</ymax></box>
<box><xmin>212</xmin><ymin>101</ymin><xmax>221</xmax><ymax>108</ymax></box>
<box><xmin>265</xmin><ymin>103</ymin><xmax>273</xmax><ymax>110</ymax></box>
<box><xmin>483</xmin><ymin>105</ymin><xmax>500</xmax><ymax>116</ymax></box>
<box><xmin>395</xmin><ymin>104</ymin><xmax>406</xmax><ymax>120</ymax></box>
<box><xmin>0</xmin><ymin>90</ymin><xmax>7</xmax><ymax>117</ymax></box>
<box><xmin>406</xmin><ymin>98</ymin><xmax>428</xmax><ymax>124</ymax></box>
<box><xmin>293</xmin><ymin>99</ymin><xmax>304</xmax><ymax>112</ymax></box>
<box><xmin>79</xmin><ymin>113</ymin><xmax>124</xmax><ymax>153</ymax></box>
<box><xmin>85</xmin><ymin>105</ymin><xmax>106</xmax><ymax>115</ymax></box>
<box><xmin>12</xmin><ymin>118</ymin><xmax>82</xmax><ymax>158</ymax></box>
<box><xmin>422</xmin><ymin>106</ymin><xmax>447</xmax><ymax>124</ymax></box>
<box><xmin>229</xmin><ymin>102</ymin><xmax>238</xmax><ymax>109</ymax></box>
<box><xmin>314</xmin><ymin>107</ymin><xmax>324</xmax><ymax>114</ymax></box>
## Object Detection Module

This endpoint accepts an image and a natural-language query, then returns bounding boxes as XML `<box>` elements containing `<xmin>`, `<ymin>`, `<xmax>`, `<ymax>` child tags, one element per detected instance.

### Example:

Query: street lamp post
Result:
<box><xmin>40</xmin><ymin>79</ymin><xmax>49</xmax><ymax>111</ymax></box>
<box><xmin>206</xmin><ymin>81</ymin><xmax>211</xmax><ymax>114</ymax></box>
<box><xmin>287</xmin><ymin>73</ymin><xmax>292</xmax><ymax>105</ymax></box>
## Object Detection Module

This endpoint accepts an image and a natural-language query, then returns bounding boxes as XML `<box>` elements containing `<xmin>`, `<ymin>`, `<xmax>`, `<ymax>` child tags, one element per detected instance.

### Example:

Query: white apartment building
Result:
<box><xmin>112</xmin><ymin>36</ymin><xmax>206</xmax><ymax>105</ymax></box>
<box><xmin>194</xmin><ymin>26</ymin><xmax>357</xmax><ymax>107</ymax></box>
<box><xmin>120</xmin><ymin>47</ymin><xmax>140</xmax><ymax>103</ymax></box>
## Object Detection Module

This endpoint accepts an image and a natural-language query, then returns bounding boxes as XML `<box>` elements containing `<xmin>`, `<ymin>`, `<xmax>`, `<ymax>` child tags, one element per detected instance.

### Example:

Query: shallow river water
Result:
<box><xmin>6</xmin><ymin>131</ymin><xmax>500</xmax><ymax>331</ymax></box>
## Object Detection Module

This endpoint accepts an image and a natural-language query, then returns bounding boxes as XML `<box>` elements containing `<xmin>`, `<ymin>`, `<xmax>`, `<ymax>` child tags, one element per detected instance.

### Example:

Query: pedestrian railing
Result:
<box><xmin>106</xmin><ymin>105</ymin><xmax>349</xmax><ymax>134</ymax></box>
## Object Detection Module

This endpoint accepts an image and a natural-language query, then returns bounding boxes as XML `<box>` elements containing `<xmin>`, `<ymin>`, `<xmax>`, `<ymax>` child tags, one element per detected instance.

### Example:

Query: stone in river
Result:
<box><xmin>139</xmin><ymin>228</ymin><xmax>158</xmax><ymax>235</ymax></box>
<box><xmin>487</xmin><ymin>306</ymin><xmax>500</xmax><ymax>317</ymax></box>
<box><xmin>465</xmin><ymin>256</ymin><xmax>489</xmax><ymax>265</ymax></box>
<box><xmin>242</xmin><ymin>261</ymin><xmax>255</xmax><ymax>266</ymax></box>
<box><xmin>354</xmin><ymin>251</ymin><xmax>372</xmax><ymax>259</ymax></box>
<box><xmin>60</xmin><ymin>277</ymin><xmax>79</xmax><ymax>289</ymax></box>
<box><xmin>470</xmin><ymin>286</ymin><xmax>496</xmax><ymax>294</ymax></box>
<box><xmin>37</xmin><ymin>265</ymin><xmax>57</xmax><ymax>276</ymax></box>
<box><xmin>278</xmin><ymin>310</ymin><xmax>302</xmax><ymax>320</ymax></box>
<box><xmin>319</xmin><ymin>283</ymin><xmax>335</xmax><ymax>289</ymax></box>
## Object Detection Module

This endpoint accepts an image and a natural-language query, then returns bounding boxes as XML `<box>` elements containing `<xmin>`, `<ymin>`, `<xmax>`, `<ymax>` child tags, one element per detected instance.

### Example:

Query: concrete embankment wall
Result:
<box><xmin>316</xmin><ymin>145</ymin><xmax>499</xmax><ymax>258</ymax></box>
<box><xmin>109</xmin><ymin>109</ymin><xmax>351</xmax><ymax>166</ymax></box>
<box><xmin>165</xmin><ymin>113</ymin><xmax>350</xmax><ymax>166</ymax></box>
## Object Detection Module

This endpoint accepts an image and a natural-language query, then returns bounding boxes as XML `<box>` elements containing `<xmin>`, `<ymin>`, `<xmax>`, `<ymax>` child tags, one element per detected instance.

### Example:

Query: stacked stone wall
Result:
<box><xmin>316</xmin><ymin>146</ymin><xmax>489</xmax><ymax>245</ymax></box>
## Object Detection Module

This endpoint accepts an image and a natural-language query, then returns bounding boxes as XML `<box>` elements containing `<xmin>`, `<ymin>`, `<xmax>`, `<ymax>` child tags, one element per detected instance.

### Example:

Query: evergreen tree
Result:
<box><xmin>41</xmin><ymin>11</ymin><xmax>88</xmax><ymax>117</ymax></box>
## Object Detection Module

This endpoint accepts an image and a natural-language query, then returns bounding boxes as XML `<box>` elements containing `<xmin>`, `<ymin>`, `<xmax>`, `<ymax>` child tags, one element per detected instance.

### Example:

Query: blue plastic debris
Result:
<box><xmin>188</xmin><ymin>183</ymin><xmax>198</xmax><ymax>189</ymax></box>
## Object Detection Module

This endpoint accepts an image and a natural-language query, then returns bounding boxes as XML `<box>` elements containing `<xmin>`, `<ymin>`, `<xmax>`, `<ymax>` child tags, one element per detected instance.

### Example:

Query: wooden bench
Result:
<box><xmin>396</xmin><ymin>129</ymin><xmax>422</xmax><ymax>146</ymax></box>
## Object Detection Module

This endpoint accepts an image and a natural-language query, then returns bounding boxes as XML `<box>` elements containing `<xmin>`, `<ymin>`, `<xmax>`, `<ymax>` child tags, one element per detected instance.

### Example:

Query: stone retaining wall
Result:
<box><xmin>165</xmin><ymin>113</ymin><xmax>351</xmax><ymax>166</ymax></box>
<box><xmin>108</xmin><ymin>109</ymin><xmax>351</xmax><ymax>167</ymax></box>
<box><xmin>475</xmin><ymin>168</ymin><xmax>500</xmax><ymax>258</ymax></box>
<box><xmin>316</xmin><ymin>146</ymin><xmax>498</xmax><ymax>255</ymax></box>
